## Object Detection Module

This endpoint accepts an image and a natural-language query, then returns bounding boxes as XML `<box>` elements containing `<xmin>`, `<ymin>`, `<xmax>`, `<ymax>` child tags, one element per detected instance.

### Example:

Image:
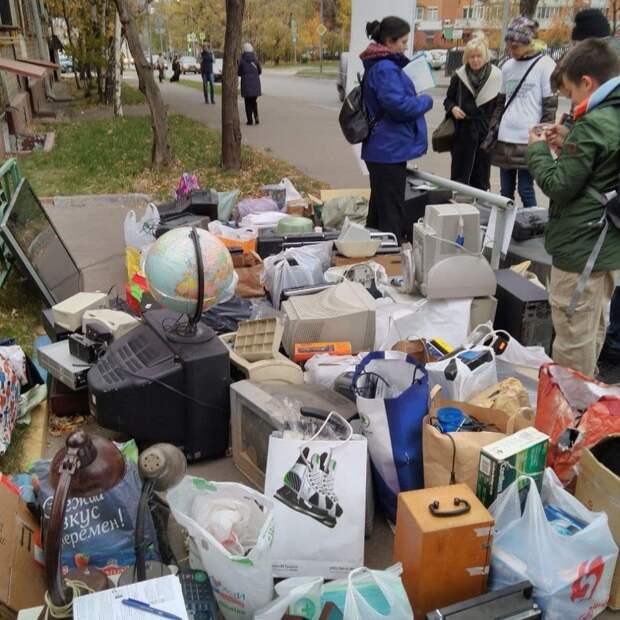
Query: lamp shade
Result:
<box><xmin>49</xmin><ymin>431</ymin><xmax>126</xmax><ymax>496</ymax></box>
<box><xmin>139</xmin><ymin>443</ymin><xmax>187</xmax><ymax>492</ymax></box>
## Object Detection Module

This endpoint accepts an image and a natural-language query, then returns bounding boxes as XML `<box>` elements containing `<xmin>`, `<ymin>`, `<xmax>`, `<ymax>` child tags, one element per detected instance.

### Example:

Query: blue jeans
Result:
<box><xmin>500</xmin><ymin>168</ymin><xmax>537</xmax><ymax>207</ymax></box>
<box><xmin>201</xmin><ymin>72</ymin><xmax>215</xmax><ymax>103</ymax></box>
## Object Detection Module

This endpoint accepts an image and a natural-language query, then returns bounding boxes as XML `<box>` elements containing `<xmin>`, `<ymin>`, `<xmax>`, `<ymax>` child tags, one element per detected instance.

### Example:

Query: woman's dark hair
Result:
<box><xmin>366</xmin><ymin>17</ymin><xmax>410</xmax><ymax>44</ymax></box>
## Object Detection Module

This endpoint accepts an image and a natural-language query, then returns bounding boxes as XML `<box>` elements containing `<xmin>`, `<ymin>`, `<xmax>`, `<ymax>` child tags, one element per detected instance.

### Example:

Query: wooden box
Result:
<box><xmin>393</xmin><ymin>483</ymin><xmax>494</xmax><ymax>618</ymax></box>
<box><xmin>330</xmin><ymin>253</ymin><xmax>402</xmax><ymax>277</ymax></box>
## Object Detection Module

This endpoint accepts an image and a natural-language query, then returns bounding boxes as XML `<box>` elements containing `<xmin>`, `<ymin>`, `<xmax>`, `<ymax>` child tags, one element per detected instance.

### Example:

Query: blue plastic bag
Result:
<box><xmin>353</xmin><ymin>351</ymin><xmax>429</xmax><ymax>521</ymax></box>
<box><xmin>32</xmin><ymin>457</ymin><xmax>160</xmax><ymax>575</ymax></box>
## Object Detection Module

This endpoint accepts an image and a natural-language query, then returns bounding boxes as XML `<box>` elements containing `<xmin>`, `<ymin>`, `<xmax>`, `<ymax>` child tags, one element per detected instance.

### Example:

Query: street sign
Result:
<box><xmin>442</xmin><ymin>26</ymin><xmax>453</xmax><ymax>40</ymax></box>
<box><xmin>453</xmin><ymin>29</ymin><xmax>464</xmax><ymax>39</ymax></box>
<box><xmin>199</xmin><ymin>32</ymin><xmax>206</xmax><ymax>42</ymax></box>
<box><xmin>316</xmin><ymin>23</ymin><xmax>327</xmax><ymax>37</ymax></box>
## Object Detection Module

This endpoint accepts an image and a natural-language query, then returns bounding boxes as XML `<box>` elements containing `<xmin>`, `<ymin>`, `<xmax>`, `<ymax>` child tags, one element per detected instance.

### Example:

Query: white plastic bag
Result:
<box><xmin>123</xmin><ymin>203</ymin><xmax>159</xmax><ymax>249</ymax></box>
<box><xmin>255</xmin><ymin>577</ymin><xmax>323</xmax><ymax>620</ymax></box>
<box><xmin>489</xmin><ymin>469</ymin><xmax>619</xmax><ymax>620</ymax></box>
<box><xmin>342</xmin><ymin>565</ymin><xmax>414</xmax><ymax>620</ymax></box>
<box><xmin>168</xmin><ymin>477</ymin><xmax>274</xmax><ymax>620</ymax></box>
<box><xmin>303</xmin><ymin>353</ymin><xmax>364</xmax><ymax>389</ymax></box>
<box><xmin>262</xmin><ymin>244</ymin><xmax>330</xmax><ymax>310</ymax></box>
<box><xmin>426</xmin><ymin>345</ymin><xmax>497</xmax><ymax>402</ymax></box>
<box><xmin>466</xmin><ymin>324</ymin><xmax>552</xmax><ymax>405</ymax></box>
<box><xmin>281</xmin><ymin>177</ymin><xmax>302</xmax><ymax>203</ymax></box>
<box><xmin>254</xmin><ymin>564</ymin><xmax>412</xmax><ymax>620</ymax></box>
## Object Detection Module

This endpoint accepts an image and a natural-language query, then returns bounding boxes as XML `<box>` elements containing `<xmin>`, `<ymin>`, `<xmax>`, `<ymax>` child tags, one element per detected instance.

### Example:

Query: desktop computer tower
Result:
<box><xmin>494</xmin><ymin>269</ymin><xmax>553</xmax><ymax>354</ymax></box>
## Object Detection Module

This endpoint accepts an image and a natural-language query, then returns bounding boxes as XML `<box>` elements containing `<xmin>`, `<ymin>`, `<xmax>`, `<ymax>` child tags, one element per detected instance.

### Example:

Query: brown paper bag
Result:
<box><xmin>234</xmin><ymin>251</ymin><xmax>265</xmax><ymax>298</ymax></box>
<box><xmin>423</xmin><ymin>387</ymin><xmax>534</xmax><ymax>491</ymax></box>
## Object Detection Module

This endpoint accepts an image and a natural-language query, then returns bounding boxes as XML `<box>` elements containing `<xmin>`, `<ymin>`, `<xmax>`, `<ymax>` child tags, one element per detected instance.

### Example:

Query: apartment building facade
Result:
<box><xmin>414</xmin><ymin>0</ymin><xmax>612</xmax><ymax>49</ymax></box>
<box><xmin>0</xmin><ymin>0</ymin><xmax>58</xmax><ymax>155</ymax></box>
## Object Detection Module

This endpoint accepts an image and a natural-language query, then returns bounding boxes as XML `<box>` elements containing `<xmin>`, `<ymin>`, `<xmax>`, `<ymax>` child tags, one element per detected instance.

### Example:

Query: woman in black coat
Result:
<box><xmin>443</xmin><ymin>37</ymin><xmax>501</xmax><ymax>190</ymax></box>
<box><xmin>238</xmin><ymin>42</ymin><xmax>262</xmax><ymax>125</ymax></box>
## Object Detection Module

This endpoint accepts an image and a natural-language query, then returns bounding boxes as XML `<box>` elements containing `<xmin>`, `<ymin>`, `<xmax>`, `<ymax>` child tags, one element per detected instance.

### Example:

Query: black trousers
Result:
<box><xmin>366</xmin><ymin>161</ymin><xmax>407</xmax><ymax>242</ymax></box>
<box><xmin>244</xmin><ymin>97</ymin><xmax>259</xmax><ymax>123</ymax></box>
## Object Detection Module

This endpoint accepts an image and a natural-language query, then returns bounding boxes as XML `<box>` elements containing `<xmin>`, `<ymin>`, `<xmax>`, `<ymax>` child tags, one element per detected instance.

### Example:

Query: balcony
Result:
<box><xmin>454</xmin><ymin>17</ymin><xmax>486</xmax><ymax>29</ymax></box>
<box><xmin>416</xmin><ymin>19</ymin><xmax>443</xmax><ymax>31</ymax></box>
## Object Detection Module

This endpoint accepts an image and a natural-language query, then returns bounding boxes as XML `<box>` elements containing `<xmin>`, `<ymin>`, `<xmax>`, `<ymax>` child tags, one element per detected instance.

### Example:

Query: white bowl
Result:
<box><xmin>335</xmin><ymin>239</ymin><xmax>381</xmax><ymax>258</ymax></box>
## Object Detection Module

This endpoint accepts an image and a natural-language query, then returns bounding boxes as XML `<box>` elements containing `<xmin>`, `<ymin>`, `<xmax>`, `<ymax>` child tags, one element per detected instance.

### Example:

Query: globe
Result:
<box><xmin>145</xmin><ymin>227</ymin><xmax>235</xmax><ymax>316</ymax></box>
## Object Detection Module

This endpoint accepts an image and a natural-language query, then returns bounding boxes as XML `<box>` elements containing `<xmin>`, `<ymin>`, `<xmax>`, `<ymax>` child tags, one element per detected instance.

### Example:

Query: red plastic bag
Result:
<box><xmin>535</xmin><ymin>364</ymin><xmax>620</xmax><ymax>489</ymax></box>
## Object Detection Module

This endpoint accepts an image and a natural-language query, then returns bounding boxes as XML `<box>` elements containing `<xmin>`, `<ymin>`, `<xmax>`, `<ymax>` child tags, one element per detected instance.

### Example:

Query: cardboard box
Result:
<box><xmin>477</xmin><ymin>427</ymin><xmax>549</xmax><ymax>507</ymax></box>
<box><xmin>394</xmin><ymin>483</ymin><xmax>494</xmax><ymax>618</ymax></box>
<box><xmin>331</xmin><ymin>253</ymin><xmax>403</xmax><ymax>277</ymax></box>
<box><xmin>575</xmin><ymin>435</ymin><xmax>620</xmax><ymax>610</ymax></box>
<box><xmin>0</xmin><ymin>477</ymin><xmax>46</xmax><ymax>617</ymax></box>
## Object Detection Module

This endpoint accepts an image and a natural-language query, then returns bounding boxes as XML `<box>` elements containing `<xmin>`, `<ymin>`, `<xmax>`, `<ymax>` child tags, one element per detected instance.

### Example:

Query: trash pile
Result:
<box><xmin>2</xmin><ymin>169</ymin><xmax>620</xmax><ymax>620</ymax></box>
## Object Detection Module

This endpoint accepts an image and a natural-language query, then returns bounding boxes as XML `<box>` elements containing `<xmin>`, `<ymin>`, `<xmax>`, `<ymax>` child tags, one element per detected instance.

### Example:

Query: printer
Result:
<box><xmin>413</xmin><ymin>204</ymin><xmax>496</xmax><ymax>299</ymax></box>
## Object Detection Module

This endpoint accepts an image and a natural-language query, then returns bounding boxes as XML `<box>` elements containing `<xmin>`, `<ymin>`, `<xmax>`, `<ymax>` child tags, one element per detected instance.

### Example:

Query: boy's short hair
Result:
<box><xmin>562</xmin><ymin>38</ymin><xmax>620</xmax><ymax>86</ymax></box>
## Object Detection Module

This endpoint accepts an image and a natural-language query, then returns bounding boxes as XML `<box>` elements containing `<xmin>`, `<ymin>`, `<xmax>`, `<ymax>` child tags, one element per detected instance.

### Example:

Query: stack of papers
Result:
<box><xmin>403</xmin><ymin>53</ymin><xmax>436</xmax><ymax>92</ymax></box>
<box><xmin>73</xmin><ymin>575</ymin><xmax>189</xmax><ymax>620</ymax></box>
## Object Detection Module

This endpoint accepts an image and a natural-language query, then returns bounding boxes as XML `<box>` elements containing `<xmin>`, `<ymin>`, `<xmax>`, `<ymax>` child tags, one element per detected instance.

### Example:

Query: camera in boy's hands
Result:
<box><xmin>528</xmin><ymin>124</ymin><xmax>550</xmax><ymax>145</ymax></box>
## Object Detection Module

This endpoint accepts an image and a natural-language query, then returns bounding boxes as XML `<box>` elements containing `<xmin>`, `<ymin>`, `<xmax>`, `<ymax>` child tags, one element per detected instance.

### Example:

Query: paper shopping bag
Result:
<box><xmin>264</xmin><ymin>419</ymin><xmax>367</xmax><ymax>579</ymax></box>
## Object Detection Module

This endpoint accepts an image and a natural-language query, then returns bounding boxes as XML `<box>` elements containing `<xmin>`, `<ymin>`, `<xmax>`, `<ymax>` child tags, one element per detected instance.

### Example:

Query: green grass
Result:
<box><xmin>121</xmin><ymin>83</ymin><xmax>146</xmax><ymax>105</ymax></box>
<box><xmin>178</xmin><ymin>79</ymin><xmax>223</xmax><ymax>96</ymax></box>
<box><xmin>67</xmin><ymin>81</ymin><xmax>145</xmax><ymax>112</ymax></box>
<box><xmin>296</xmin><ymin>68</ymin><xmax>338</xmax><ymax>79</ymax></box>
<box><xmin>21</xmin><ymin>113</ymin><xmax>322</xmax><ymax>199</ymax></box>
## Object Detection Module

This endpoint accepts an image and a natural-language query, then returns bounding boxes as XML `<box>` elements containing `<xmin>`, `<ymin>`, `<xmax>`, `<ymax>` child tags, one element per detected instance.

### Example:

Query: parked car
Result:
<box><xmin>427</xmin><ymin>49</ymin><xmax>447</xmax><ymax>70</ymax></box>
<box><xmin>59</xmin><ymin>54</ymin><xmax>73</xmax><ymax>73</ymax></box>
<box><xmin>336</xmin><ymin>51</ymin><xmax>349</xmax><ymax>102</ymax></box>
<box><xmin>213</xmin><ymin>50</ymin><xmax>224</xmax><ymax>82</ymax></box>
<box><xmin>180</xmin><ymin>56</ymin><xmax>200</xmax><ymax>74</ymax></box>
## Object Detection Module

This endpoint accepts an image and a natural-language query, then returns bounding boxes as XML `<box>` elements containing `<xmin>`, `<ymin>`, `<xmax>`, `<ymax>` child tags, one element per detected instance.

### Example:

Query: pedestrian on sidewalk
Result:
<box><xmin>170</xmin><ymin>55</ymin><xmax>181</xmax><ymax>82</ymax></box>
<box><xmin>360</xmin><ymin>16</ymin><xmax>433</xmax><ymax>242</ymax></box>
<box><xmin>238</xmin><ymin>43</ymin><xmax>262</xmax><ymax>125</ymax></box>
<box><xmin>526</xmin><ymin>38</ymin><xmax>620</xmax><ymax>377</ymax></box>
<box><xmin>484</xmin><ymin>17</ymin><xmax>557</xmax><ymax>207</ymax></box>
<box><xmin>156</xmin><ymin>55</ymin><xmax>165</xmax><ymax>83</ymax></box>
<box><xmin>200</xmin><ymin>43</ymin><xmax>216</xmax><ymax>104</ymax></box>
<box><xmin>444</xmin><ymin>35</ymin><xmax>501</xmax><ymax>190</ymax></box>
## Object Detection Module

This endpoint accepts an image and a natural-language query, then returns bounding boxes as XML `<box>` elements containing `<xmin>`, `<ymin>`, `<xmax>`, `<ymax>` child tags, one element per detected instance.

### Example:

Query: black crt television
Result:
<box><xmin>88</xmin><ymin>308</ymin><xmax>231</xmax><ymax>462</ymax></box>
<box><xmin>0</xmin><ymin>179</ymin><xmax>81</xmax><ymax>305</ymax></box>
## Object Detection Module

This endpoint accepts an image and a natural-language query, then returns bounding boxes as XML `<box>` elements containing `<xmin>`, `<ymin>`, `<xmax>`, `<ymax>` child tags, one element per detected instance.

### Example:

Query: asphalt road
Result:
<box><xmin>128</xmin><ymin>68</ymin><xmax>568</xmax><ymax>201</ymax></box>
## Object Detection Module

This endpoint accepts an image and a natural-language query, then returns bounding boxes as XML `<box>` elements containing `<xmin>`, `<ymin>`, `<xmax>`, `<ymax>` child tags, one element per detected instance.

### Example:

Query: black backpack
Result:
<box><xmin>339</xmin><ymin>73</ymin><xmax>379</xmax><ymax>144</ymax></box>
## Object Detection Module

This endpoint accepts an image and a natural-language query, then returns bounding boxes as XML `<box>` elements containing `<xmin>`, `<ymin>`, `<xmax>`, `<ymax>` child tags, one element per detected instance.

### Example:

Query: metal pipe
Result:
<box><xmin>408</xmin><ymin>166</ymin><xmax>515</xmax><ymax>270</ymax></box>
<box><xmin>408</xmin><ymin>166</ymin><xmax>514</xmax><ymax>210</ymax></box>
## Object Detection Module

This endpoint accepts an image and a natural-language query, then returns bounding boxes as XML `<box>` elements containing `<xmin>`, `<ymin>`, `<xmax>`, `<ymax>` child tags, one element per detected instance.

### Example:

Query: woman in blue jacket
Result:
<box><xmin>361</xmin><ymin>17</ymin><xmax>433</xmax><ymax>241</ymax></box>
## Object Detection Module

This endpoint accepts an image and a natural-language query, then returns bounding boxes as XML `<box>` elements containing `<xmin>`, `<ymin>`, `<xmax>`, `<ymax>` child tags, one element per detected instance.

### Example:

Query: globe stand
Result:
<box><xmin>161</xmin><ymin>227</ymin><xmax>215</xmax><ymax>345</ymax></box>
<box><xmin>164</xmin><ymin>318</ymin><xmax>215</xmax><ymax>344</ymax></box>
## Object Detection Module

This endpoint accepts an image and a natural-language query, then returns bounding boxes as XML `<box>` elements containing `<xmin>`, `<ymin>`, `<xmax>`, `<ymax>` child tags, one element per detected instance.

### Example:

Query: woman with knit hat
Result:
<box><xmin>485</xmin><ymin>17</ymin><xmax>557</xmax><ymax>207</ymax></box>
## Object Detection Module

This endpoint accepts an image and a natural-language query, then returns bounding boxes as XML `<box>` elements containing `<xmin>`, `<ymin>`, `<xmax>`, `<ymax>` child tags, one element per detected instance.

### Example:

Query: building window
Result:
<box><xmin>0</xmin><ymin>0</ymin><xmax>17</xmax><ymax>26</ymax></box>
<box><xmin>416</xmin><ymin>6</ymin><xmax>425</xmax><ymax>20</ymax></box>
<box><xmin>427</xmin><ymin>7</ymin><xmax>438</xmax><ymax>20</ymax></box>
<box><xmin>463</xmin><ymin>6</ymin><xmax>472</xmax><ymax>19</ymax></box>
<box><xmin>535</xmin><ymin>5</ymin><xmax>561</xmax><ymax>19</ymax></box>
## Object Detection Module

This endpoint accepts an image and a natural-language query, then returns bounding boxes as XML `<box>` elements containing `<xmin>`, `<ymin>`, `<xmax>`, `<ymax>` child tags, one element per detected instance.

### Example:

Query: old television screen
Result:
<box><xmin>0</xmin><ymin>179</ymin><xmax>80</xmax><ymax>305</ymax></box>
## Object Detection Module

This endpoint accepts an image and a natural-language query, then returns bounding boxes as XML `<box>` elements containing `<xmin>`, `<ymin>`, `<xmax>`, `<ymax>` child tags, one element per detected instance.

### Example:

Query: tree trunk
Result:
<box><xmin>62</xmin><ymin>0</ymin><xmax>81</xmax><ymax>90</ymax></box>
<box><xmin>113</xmin><ymin>13</ymin><xmax>123</xmax><ymax>117</ymax></box>
<box><xmin>519</xmin><ymin>0</ymin><xmax>539</xmax><ymax>19</ymax></box>
<box><xmin>113</xmin><ymin>0</ymin><xmax>172</xmax><ymax>168</ymax></box>
<box><xmin>221</xmin><ymin>0</ymin><xmax>245</xmax><ymax>170</ymax></box>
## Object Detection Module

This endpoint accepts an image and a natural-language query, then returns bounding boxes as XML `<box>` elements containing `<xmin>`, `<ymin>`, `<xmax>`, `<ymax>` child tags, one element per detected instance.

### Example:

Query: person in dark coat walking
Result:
<box><xmin>200</xmin><ymin>43</ymin><xmax>216</xmax><ymax>104</ymax></box>
<box><xmin>444</xmin><ymin>36</ymin><xmax>501</xmax><ymax>190</ymax></box>
<box><xmin>170</xmin><ymin>55</ymin><xmax>181</xmax><ymax>82</ymax></box>
<box><xmin>361</xmin><ymin>17</ymin><xmax>433</xmax><ymax>242</ymax></box>
<box><xmin>238</xmin><ymin>43</ymin><xmax>262</xmax><ymax>125</ymax></box>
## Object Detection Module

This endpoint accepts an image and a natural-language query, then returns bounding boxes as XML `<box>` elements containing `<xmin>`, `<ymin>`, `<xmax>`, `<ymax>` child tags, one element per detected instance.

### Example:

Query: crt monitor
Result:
<box><xmin>0</xmin><ymin>178</ymin><xmax>80</xmax><ymax>305</ymax></box>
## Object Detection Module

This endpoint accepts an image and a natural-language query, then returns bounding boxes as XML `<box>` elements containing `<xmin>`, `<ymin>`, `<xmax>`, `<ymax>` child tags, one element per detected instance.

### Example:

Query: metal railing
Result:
<box><xmin>408</xmin><ymin>165</ymin><xmax>515</xmax><ymax>270</ymax></box>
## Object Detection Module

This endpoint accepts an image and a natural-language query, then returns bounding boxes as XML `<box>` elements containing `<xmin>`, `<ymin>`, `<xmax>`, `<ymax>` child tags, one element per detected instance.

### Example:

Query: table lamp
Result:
<box><xmin>44</xmin><ymin>430</ymin><xmax>126</xmax><ymax>609</ymax></box>
<box><xmin>119</xmin><ymin>442</ymin><xmax>187</xmax><ymax>585</ymax></box>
